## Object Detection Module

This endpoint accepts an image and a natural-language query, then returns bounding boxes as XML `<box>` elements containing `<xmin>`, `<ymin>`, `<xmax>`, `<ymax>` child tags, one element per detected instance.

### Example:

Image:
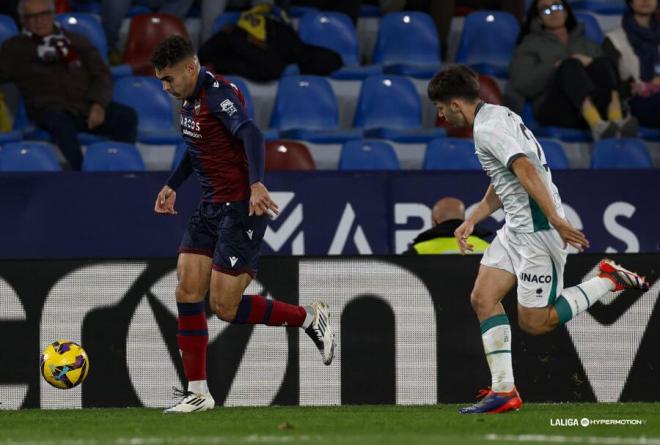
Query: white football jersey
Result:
<box><xmin>473</xmin><ymin>103</ymin><xmax>565</xmax><ymax>233</ymax></box>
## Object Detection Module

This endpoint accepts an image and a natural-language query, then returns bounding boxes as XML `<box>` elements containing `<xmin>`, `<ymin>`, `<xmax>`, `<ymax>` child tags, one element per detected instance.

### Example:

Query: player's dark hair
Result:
<box><xmin>427</xmin><ymin>65</ymin><xmax>480</xmax><ymax>104</ymax></box>
<box><xmin>517</xmin><ymin>0</ymin><xmax>578</xmax><ymax>44</ymax></box>
<box><xmin>150</xmin><ymin>36</ymin><xmax>195</xmax><ymax>71</ymax></box>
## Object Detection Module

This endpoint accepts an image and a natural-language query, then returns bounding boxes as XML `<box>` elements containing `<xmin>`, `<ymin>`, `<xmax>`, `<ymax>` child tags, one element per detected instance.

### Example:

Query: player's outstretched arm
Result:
<box><xmin>510</xmin><ymin>156</ymin><xmax>589</xmax><ymax>251</ymax></box>
<box><xmin>454</xmin><ymin>184</ymin><xmax>501</xmax><ymax>254</ymax></box>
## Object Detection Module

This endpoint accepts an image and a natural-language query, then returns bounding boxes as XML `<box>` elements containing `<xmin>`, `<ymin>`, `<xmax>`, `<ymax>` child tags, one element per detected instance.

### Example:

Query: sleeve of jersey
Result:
<box><xmin>478</xmin><ymin>126</ymin><xmax>527</xmax><ymax>170</ymax></box>
<box><xmin>166</xmin><ymin>149</ymin><xmax>193</xmax><ymax>190</ymax></box>
<box><xmin>207</xmin><ymin>85</ymin><xmax>252</xmax><ymax>136</ymax></box>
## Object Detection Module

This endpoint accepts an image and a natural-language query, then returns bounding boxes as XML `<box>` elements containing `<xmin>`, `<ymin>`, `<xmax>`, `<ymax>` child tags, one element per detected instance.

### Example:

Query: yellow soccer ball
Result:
<box><xmin>40</xmin><ymin>340</ymin><xmax>90</xmax><ymax>390</ymax></box>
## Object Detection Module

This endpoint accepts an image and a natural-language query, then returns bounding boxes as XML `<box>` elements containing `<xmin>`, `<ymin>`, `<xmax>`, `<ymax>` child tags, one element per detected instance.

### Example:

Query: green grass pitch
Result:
<box><xmin>1</xmin><ymin>404</ymin><xmax>659</xmax><ymax>445</ymax></box>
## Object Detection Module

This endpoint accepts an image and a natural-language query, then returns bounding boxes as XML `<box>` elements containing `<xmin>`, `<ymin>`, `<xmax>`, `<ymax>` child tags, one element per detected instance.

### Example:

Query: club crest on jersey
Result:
<box><xmin>220</xmin><ymin>99</ymin><xmax>237</xmax><ymax>117</ymax></box>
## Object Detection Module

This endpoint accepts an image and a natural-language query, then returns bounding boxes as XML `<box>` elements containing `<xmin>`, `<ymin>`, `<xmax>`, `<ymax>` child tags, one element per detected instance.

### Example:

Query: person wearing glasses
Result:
<box><xmin>0</xmin><ymin>0</ymin><xmax>138</xmax><ymax>170</ymax></box>
<box><xmin>509</xmin><ymin>0</ymin><xmax>638</xmax><ymax>141</ymax></box>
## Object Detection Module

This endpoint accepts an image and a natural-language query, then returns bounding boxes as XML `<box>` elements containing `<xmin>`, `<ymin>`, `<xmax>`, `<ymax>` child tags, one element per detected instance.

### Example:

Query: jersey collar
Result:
<box><xmin>474</xmin><ymin>101</ymin><xmax>485</xmax><ymax>120</ymax></box>
<box><xmin>187</xmin><ymin>66</ymin><xmax>207</xmax><ymax>101</ymax></box>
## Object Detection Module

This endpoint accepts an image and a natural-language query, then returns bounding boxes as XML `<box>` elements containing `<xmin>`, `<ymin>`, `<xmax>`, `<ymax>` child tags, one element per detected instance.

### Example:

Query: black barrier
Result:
<box><xmin>0</xmin><ymin>254</ymin><xmax>658</xmax><ymax>409</ymax></box>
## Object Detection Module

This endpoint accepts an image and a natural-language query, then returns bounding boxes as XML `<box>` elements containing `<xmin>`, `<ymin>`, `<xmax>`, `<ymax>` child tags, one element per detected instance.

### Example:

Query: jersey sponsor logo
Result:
<box><xmin>180</xmin><ymin>116</ymin><xmax>201</xmax><ymax>132</ymax></box>
<box><xmin>520</xmin><ymin>273</ymin><xmax>551</xmax><ymax>284</ymax></box>
<box><xmin>229</xmin><ymin>256</ymin><xmax>238</xmax><ymax>267</ymax></box>
<box><xmin>220</xmin><ymin>99</ymin><xmax>237</xmax><ymax>117</ymax></box>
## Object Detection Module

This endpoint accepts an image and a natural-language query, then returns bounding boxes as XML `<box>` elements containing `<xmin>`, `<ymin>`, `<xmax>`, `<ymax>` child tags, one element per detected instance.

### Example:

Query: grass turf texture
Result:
<box><xmin>1</xmin><ymin>404</ymin><xmax>659</xmax><ymax>445</ymax></box>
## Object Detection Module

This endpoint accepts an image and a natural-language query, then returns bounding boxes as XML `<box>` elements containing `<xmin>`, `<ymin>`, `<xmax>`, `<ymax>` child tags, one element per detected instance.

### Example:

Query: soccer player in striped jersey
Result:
<box><xmin>427</xmin><ymin>65</ymin><xmax>649</xmax><ymax>414</ymax></box>
<box><xmin>151</xmin><ymin>36</ymin><xmax>335</xmax><ymax>413</ymax></box>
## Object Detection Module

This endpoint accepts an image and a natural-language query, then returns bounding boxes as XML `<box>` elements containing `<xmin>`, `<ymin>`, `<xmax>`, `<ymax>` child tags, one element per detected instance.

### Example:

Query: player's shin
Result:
<box><xmin>176</xmin><ymin>302</ymin><xmax>209</xmax><ymax>393</ymax></box>
<box><xmin>231</xmin><ymin>294</ymin><xmax>313</xmax><ymax>328</ymax></box>
<box><xmin>553</xmin><ymin>277</ymin><xmax>614</xmax><ymax>324</ymax></box>
<box><xmin>480</xmin><ymin>314</ymin><xmax>515</xmax><ymax>393</ymax></box>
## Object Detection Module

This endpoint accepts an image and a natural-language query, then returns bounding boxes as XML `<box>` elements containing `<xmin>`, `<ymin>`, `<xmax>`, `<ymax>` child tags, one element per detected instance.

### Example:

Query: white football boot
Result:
<box><xmin>163</xmin><ymin>387</ymin><xmax>215</xmax><ymax>413</ymax></box>
<box><xmin>304</xmin><ymin>301</ymin><xmax>336</xmax><ymax>365</ymax></box>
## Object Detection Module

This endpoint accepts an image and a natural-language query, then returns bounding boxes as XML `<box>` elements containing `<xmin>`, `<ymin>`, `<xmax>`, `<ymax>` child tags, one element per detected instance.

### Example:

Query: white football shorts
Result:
<box><xmin>480</xmin><ymin>226</ymin><xmax>568</xmax><ymax>308</ymax></box>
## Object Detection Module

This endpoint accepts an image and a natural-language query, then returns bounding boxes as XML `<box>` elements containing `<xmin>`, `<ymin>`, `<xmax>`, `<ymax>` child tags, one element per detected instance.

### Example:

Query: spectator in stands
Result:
<box><xmin>509</xmin><ymin>0</ymin><xmax>637</xmax><ymax>140</ymax></box>
<box><xmin>0</xmin><ymin>0</ymin><xmax>138</xmax><ymax>170</ymax></box>
<box><xmin>603</xmin><ymin>0</ymin><xmax>660</xmax><ymax>128</ymax></box>
<box><xmin>102</xmin><ymin>0</ymin><xmax>194</xmax><ymax>59</ymax></box>
<box><xmin>200</xmin><ymin>0</ymin><xmax>273</xmax><ymax>45</ymax></box>
<box><xmin>199</xmin><ymin>3</ymin><xmax>341</xmax><ymax>81</ymax></box>
<box><xmin>405</xmin><ymin>197</ymin><xmax>490</xmax><ymax>255</ymax></box>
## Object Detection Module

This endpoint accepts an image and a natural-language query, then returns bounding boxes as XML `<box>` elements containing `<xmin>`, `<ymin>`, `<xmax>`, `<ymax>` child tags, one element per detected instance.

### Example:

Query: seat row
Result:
<box><xmin>0</xmin><ymin>137</ymin><xmax>652</xmax><ymax>172</ymax></box>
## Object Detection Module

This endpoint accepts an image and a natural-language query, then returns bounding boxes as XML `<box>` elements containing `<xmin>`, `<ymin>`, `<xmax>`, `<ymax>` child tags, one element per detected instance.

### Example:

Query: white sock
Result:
<box><xmin>188</xmin><ymin>380</ymin><xmax>208</xmax><ymax>394</ymax></box>
<box><xmin>301</xmin><ymin>306</ymin><xmax>314</xmax><ymax>329</ymax></box>
<box><xmin>481</xmin><ymin>314</ymin><xmax>515</xmax><ymax>393</ymax></box>
<box><xmin>554</xmin><ymin>277</ymin><xmax>615</xmax><ymax>323</ymax></box>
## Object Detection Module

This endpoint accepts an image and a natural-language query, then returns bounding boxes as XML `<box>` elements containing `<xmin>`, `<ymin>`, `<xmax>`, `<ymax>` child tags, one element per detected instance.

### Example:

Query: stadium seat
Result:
<box><xmin>372</xmin><ymin>11</ymin><xmax>441</xmax><ymax>78</ymax></box>
<box><xmin>0</xmin><ymin>14</ymin><xmax>18</xmax><ymax>46</ymax></box>
<box><xmin>573</xmin><ymin>11</ymin><xmax>604</xmax><ymax>44</ymax></box>
<box><xmin>569</xmin><ymin>0</ymin><xmax>626</xmax><ymax>15</ymax></box>
<box><xmin>0</xmin><ymin>142</ymin><xmax>61</xmax><ymax>171</ymax></box>
<box><xmin>55</xmin><ymin>13</ymin><xmax>131</xmax><ymax>78</ymax></box>
<box><xmin>338</xmin><ymin>140</ymin><xmax>400</xmax><ymax>170</ymax></box>
<box><xmin>456</xmin><ymin>11</ymin><xmax>519</xmax><ymax>78</ymax></box>
<box><xmin>423</xmin><ymin>138</ymin><xmax>480</xmax><ymax>170</ymax></box>
<box><xmin>354</xmin><ymin>75</ymin><xmax>446</xmax><ymax>143</ymax></box>
<box><xmin>0</xmin><ymin>130</ymin><xmax>21</xmax><ymax>144</ymax></box>
<box><xmin>211</xmin><ymin>11</ymin><xmax>240</xmax><ymax>34</ymax></box>
<box><xmin>123</xmin><ymin>14</ymin><xmax>189</xmax><ymax>75</ymax></box>
<box><xmin>112</xmin><ymin>76</ymin><xmax>181</xmax><ymax>144</ymax></box>
<box><xmin>638</xmin><ymin>126</ymin><xmax>660</xmax><ymax>142</ymax></box>
<box><xmin>538</xmin><ymin>138</ymin><xmax>570</xmax><ymax>169</ymax></box>
<box><xmin>298</xmin><ymin>11</ymin><xmax>381</xmax><ymax>80</ymax></box>
<box><xmin>265</xmin><ymin>140</ymin><xmax>316</xmax><ymax>171</ymax></box>
<box><xmin>590</xmin><ymin>138</ymin><xmax>652</xmax><ymax>169</ymax></box>
<box><xmin>82</xmin><ymin>141</ymin><xmax>145</xmax><ymax>171</ymax></box>
<box><xmin>270</xmin><ymin>76</ymin><xmax>361</xmax><ymax>143</ymax></box>
<box><xmin>224</xmin><ymin>76</ymin><xmax>255</xmax><ymax>119</ymax></box>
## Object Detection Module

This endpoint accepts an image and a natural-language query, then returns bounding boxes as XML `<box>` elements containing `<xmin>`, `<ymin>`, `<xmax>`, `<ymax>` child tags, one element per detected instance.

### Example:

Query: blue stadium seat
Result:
<box><xmin>338</xmin><ymin>140</ymin><xmax>400</xmax><ymax>170</ymax></box>
<box><xmin>354</xmin><ymin>75</ymin><xmax>446</xmax><ymax>143</ymax></box>
<box><xmin>423</xmin><ymin>138</ymin><xmax>480</xmax><ymax>170</ymax></box>
<box><xmin>538</xmin><ymin>138</ymin><xmax>570</xmax><ymax>169</ymax></box>
<box><xmin>638</xmin><ymin>126</ymin><xmax>660</xmax><ymax>142</ymax></box>
<box><xmin>113</xmin><ymin>76</ymin><xmax>181</xmax><ymax>144</ymax></box>
<box><xmin>574</xmin><ymin>11</ymin><xmax>604</xmax><ymax>44</ymax></box>
<box><xmin>0</xmin><ymin>142</ymin><xmax>61</xmax><ymax>171</ymax></box>
<box><xmin>171</xmin><ymin>141</ymin><xmax>186</xmax><ymax>170</ymax></box>
<box><xmin>83</xmin><ymin>141</ymin><xmax>145</xmax><ymax>171</ymax></box>
<box><xmin>225</xmin><ymin>76</ymin><xmax>255</xmax><ymax>119</ymax></box>
<box><xmin>456</xmin><ymin>11</ymin><xmax>519</xmax><ymax>78</ymax></box>
<box><xmin>211</xmin><ymin>11</ymin><xmax>240</xmax><ymax>34</ymax></box>
<box><xmin>55</xmin><ymin>13</ymin><xmax>131</xmax><ymax>78</ymax></box>
<box><xmin>590</xmin><ymin>138</ymin><xmax>652</xmax><ymax>169</ymax></box>
<box><xmin>373</xmin><ymin>12</ymin><xmax>441</xmax><ymax>78</ymax></box>
<box><xmin>298</xmin><ymin>11</ymin><xmax>381</xmax><ymax>80</ymax></box>
<box><xmin>270</xmin><ymin>76</ymin><xmax>361</xmax><ymax>143</ymax></box>
<box><xmin>0</xmin><ymin>14</ymin><xmax>18</xmax><ymax>46</ymax></box>
<box><xmin>569</xmin><ymin>0</ymin><xmax>626</xmax><ymax>15</ymax></box>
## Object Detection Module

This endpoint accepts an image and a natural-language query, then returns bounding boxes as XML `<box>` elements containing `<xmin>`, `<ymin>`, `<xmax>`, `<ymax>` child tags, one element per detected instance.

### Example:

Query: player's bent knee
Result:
<box><xmin>210</xmin><ymin>298</ymin><xmax>238</xmax><ymax>322</ymax></box>
<box><xmin>470</xmin><ymin>288</ymin><xmax>494</xmax><ymax>318</ymax></box>
<box><xmin>175</xmin><ymin>283</ymin><xmax>204</xmax><ymax>303</ymax></box>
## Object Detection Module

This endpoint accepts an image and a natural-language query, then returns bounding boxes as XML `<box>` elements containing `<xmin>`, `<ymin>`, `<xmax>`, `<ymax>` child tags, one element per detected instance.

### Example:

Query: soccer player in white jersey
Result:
<box><xmin>427</xmin><ymin>65</ymin><xmax>650</xmax><ymax>414</ymax></box>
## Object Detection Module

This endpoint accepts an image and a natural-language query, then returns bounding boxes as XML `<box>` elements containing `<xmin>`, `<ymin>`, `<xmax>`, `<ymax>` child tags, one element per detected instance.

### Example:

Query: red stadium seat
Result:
<box><xmin>123</xmin><ymin>14</ymin><xmax>189</xmax><ymax>76</ymax></box>
<box><xmin>265</xmin><ymin>140</ymin><xmax>316</xmax><ymax>171</ymax></box>
<box><xmin>436</xmin><ymin>74</ymin><xmax>503</xmax><ymax>138</ymax></box>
